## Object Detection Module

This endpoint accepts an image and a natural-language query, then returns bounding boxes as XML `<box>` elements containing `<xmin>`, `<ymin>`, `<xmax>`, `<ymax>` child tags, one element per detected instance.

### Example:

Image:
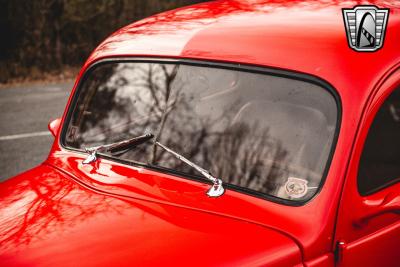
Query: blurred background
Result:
<box><xmin>0</xmin><ymin>0</ymin><xmax>206</xmax><ymax>180</ymax></box>
<box><xmin>0</xmin><ymin>0</ymin><xmax>206</xmax><ymax>83</ymax></box>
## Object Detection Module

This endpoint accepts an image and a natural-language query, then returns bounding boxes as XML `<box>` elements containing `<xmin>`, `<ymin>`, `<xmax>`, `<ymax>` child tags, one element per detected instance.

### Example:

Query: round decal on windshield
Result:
<box><xmin>284</xmin><ymin>177</ymin><xmax>309</xmax><ymax>199</ymax></box>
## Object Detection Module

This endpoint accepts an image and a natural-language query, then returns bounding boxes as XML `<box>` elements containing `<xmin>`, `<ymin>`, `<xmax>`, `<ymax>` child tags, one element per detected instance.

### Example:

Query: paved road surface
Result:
<box><xmin>0</xmin><ymin>82</ymin><xmax>73</xmax><ymax>181</ymax></box>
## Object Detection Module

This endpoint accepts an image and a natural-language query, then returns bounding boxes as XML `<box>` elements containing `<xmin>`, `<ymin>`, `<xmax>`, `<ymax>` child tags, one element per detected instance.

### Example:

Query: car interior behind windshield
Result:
<box><xmin>63</xmin><ymin>61</ymin><xmax>338</xmax><ymax>202</ymax></box>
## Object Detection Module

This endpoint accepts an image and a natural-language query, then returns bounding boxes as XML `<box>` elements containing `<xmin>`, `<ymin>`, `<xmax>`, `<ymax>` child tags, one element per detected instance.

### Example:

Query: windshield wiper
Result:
<box><xmin>82</xmin><ymin>133</ymin><xmax>154</xmax><ymax>164</ymax></box>
<box><xmin>155</xmin><ymin>141</ymin><xmax>225</xmax><ymax>197</ymax></box>
<box><xmin>82</xmin><ymin>133</ymin><xmax>224</xmax><ymax>197</ymax></box>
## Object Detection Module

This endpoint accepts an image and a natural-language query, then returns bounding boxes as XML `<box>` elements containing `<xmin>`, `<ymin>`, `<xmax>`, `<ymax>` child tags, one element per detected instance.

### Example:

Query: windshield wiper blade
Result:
<box><xmin>155</xmin><ymin>141</ymin><xmax>225</xmax><ymax>198</ymax></box>
<box><xmin>82</xmin><ymin>133</ymin><xmax>154</xmax><ymax>164</ymax></box>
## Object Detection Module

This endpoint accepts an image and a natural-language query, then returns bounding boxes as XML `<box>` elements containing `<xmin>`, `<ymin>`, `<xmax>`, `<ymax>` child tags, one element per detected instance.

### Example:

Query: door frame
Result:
<box><xmin>333</xmin><ymin>64</ymin><xmax>400</xmax><ymax>265</ymax></box>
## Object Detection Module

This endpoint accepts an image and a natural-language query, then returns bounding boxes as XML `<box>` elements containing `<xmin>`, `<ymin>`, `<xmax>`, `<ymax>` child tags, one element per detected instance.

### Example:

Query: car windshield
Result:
<box><xmin>63</xmin><ymin>61</ymin><xmax>338</xmax><ymax>202</ymax></box>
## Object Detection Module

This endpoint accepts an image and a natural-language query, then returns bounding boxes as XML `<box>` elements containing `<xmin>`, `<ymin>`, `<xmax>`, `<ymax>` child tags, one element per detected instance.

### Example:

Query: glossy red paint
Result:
<box><xmin>334</xmin><ymin>66</ymin><xmax>400</xmax><ymax>267</ymax></box>
<box><xmin>0</xmin><ymin>165</ymin><xmax>301</xmax><ymax>266</ymax></box>
<box><xmin>48</xmin><ymin>118</ymin><xmax>61</xmax><ymax>137</ymax></box>
<box><xmin>1</xmin><ymin>0</ymin><xmax>400</xmax><ymax>266</ymax></box>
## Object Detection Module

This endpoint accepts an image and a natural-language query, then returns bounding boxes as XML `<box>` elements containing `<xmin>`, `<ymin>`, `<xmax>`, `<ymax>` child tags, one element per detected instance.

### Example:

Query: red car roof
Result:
<box><xmin>87</xmin><ymin>0</ymin><xmax>400</xmax><ymax>99</ymax></box>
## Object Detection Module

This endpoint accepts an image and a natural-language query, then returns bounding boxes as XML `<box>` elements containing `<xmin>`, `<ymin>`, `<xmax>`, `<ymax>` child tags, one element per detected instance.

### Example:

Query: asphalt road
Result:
<box><xmin>0</xmin><ymin>82</ymin><xmax>73</xmax><ymax>181</ymax></box>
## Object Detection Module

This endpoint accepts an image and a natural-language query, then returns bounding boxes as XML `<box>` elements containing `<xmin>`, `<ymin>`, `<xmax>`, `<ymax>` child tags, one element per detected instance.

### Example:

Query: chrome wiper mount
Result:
<box><xmin>82</xmin><ymin>133</ymin><xmax>154</xmax><ymax>164</ymax></box>
<box><xmin>155</xmin><ymin>141</ymin><xmax>225</xmax><ymax>198</ymax></box>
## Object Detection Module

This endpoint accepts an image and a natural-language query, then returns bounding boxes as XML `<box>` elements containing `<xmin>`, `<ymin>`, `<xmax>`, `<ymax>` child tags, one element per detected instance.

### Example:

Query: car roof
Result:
<box><xmin>87</xmin><ymin>0</ymin><xmax>400</xmax><ymax>99</ymax></box>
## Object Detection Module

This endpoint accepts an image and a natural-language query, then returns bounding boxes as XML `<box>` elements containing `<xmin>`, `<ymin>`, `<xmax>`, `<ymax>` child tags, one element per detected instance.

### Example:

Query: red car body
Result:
<box><xmin>1</xmin><ymin>0</ymin><xmax>400</xmax><ymax>266</ymax></box>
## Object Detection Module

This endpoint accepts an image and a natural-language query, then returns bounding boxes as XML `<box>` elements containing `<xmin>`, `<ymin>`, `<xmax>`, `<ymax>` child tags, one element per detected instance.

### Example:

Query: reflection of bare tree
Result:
<box><xmin>150</xmin><ymin>64</ymin><xmax>179</xmax><ymax>164</ymax></box>
<box><xmin>140</xmin><ymin>65</ymin><xmax>289</xmax><ymax>194</ymax></box>
<box><xmin>156</xmin><ymin>120</ymin><xmax>288</xmax><ymax>194</ymax></box>
<box><xmin>2</xmin><ymin>167</ymin><xmax>248</xmax><ymax>252</ymax></box>
<box><xmin>67</xmin><ymin>64</ymin><xmax>132</xmax><ymax>146</ymax></box>
<box><xmin>66</xmin><ymin>62</ymin><xmax>293</xmax><ymax>196</ymax></box>
<box><xmin>108</xmin><ymin>0</ymin><xmax>356</xmax><ymax>38</ymax></box>
<box><xmin>135</xmin><ymin>63</ymin><xmax>289</xmax><ymax>194</ymax></box>
<box><xmin>202</xmin><ymin>123</ymin><xmax>289</xmax><ymax>194</ymax></box>
<box><xmin>0</xmin><ymin>169</ymin><xmax>126</xmax><ymax>250</ymax></box>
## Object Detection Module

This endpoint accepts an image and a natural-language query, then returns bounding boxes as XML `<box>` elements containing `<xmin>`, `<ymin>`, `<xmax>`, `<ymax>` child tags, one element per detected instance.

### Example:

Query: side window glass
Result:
<box><xmin>358</xmin><ymin>87</ymin><xmax>400</xmax><ymax>195</ymax></box>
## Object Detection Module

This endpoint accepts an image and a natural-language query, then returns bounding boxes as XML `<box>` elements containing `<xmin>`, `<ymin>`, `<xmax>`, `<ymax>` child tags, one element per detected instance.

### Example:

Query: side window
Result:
<box><xmin>358</xmin><ymin>87</ymin><xmax>400</xmax><ymax>195</ymax></box>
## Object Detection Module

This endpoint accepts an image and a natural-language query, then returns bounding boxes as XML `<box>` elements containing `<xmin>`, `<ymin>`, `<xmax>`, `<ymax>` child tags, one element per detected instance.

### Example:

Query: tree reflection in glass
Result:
<box><xmin>64</xmin><ymin>62</ymin><xmax>337</xmax><ymax>201</ymax></box>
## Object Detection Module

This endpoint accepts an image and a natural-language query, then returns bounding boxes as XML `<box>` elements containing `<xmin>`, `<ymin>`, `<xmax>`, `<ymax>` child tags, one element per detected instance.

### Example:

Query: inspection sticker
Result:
<box><xmin>284</xmin><ymin>177</ymin><xmax>309</xmax><ymax>199</ymax></box>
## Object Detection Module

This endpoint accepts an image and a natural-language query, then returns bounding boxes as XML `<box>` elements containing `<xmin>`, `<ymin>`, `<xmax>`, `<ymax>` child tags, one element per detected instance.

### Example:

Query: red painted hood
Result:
<box><xmin>0</xmin><ymin>165</ymin><xmax>302</xmax><ymax>266</ymax></box>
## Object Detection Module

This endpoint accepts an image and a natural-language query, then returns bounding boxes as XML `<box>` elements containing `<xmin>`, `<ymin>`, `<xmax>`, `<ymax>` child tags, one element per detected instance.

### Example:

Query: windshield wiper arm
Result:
<box><xmin>155</xmin><ymin>141</ymin><xmax>225</xmax><ymax>198</ymax></box>
<box><xmin>82</xmin><ymin>133</ymin><xmax>154</xmax><ymax>164</ymax></box>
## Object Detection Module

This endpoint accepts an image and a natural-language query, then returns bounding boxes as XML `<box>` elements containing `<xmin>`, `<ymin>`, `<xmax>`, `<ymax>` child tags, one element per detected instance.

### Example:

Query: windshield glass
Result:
<box><xmin>63</xmin><ymin>61</ymin><xmax>338</xmax><ymax>202</ymax></box>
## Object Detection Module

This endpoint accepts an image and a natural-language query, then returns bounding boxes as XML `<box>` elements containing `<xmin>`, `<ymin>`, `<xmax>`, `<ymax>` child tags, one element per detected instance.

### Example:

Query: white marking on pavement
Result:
<box><xmin>0</xmin><ymin>131</ymin><xmax>51</xmax><ymax>141</ymax></box>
